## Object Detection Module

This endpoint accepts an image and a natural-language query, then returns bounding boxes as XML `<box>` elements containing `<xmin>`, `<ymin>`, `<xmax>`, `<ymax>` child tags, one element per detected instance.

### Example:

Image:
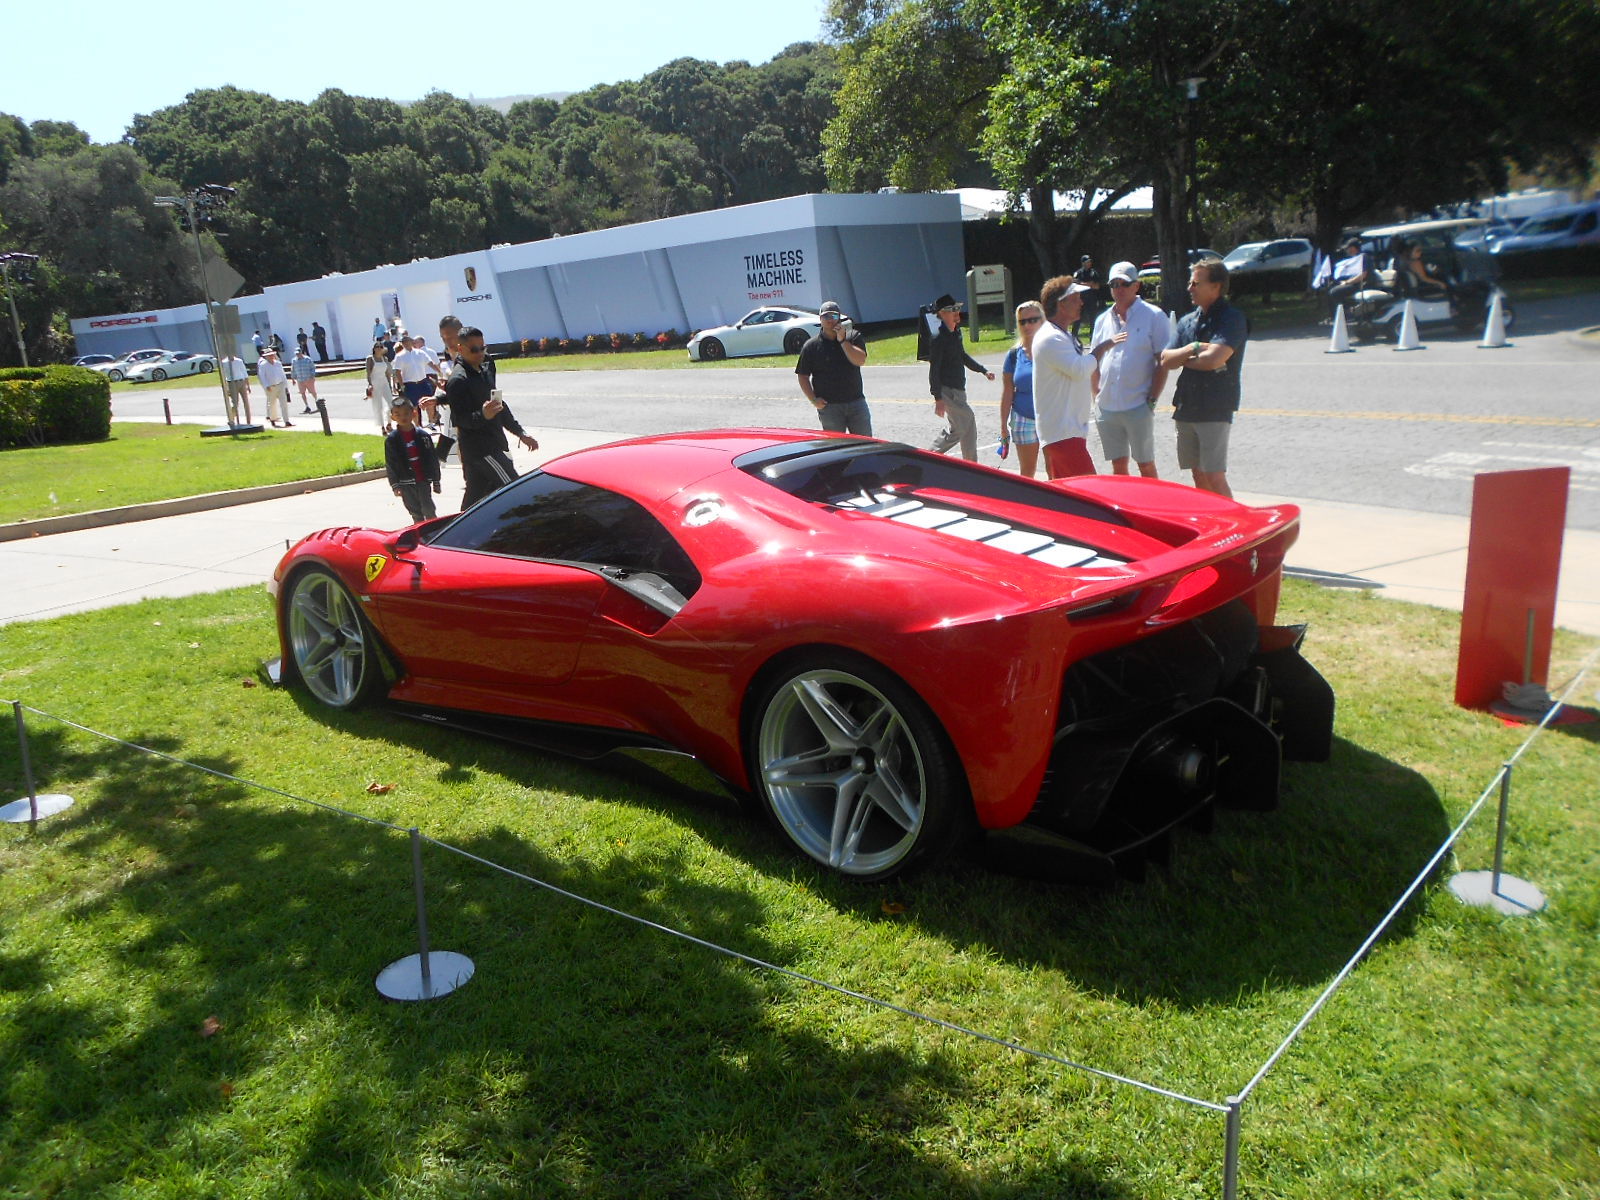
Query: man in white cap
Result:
<box><xmin>1091</xmin><ymin>261</ymin><xmax>1169</xmax><ymax>478</ymax></box>
<box><xmin>1032</xmin><ymin>275</ymin><xmax>1117</xmax><ymax>478</ymax></box>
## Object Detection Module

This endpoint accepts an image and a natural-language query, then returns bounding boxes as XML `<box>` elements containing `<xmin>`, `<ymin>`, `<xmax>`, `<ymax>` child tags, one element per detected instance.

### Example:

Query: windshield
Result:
<box><xmin>1517</xmin><ymin>212</ymin><xmax>1574</xmax><ymax>237</ymax></box>
<box><xmin>1224</xmin><ymin>244</ymin><xmax>1264</xmax><ymax>264</ymax></box>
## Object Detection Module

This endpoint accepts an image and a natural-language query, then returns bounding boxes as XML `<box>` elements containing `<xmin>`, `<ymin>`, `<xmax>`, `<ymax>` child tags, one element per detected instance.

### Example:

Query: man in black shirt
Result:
<box><xmin>795</xmin><ymin>301</ymin><xmax>871</xmax><ymax>435</ymax></box>
<box><xmin>1073</xmin><ymin>254</ymin><xmax>1104</xmax><ymax>337</ymax></box>
<box><xmin>926</xmin><ymin>294</ymin><xmax>995</xmax><ymax>461</ymax></box>
<box><xmin>438</xmin><ymin>327</ymin><xmax>539</xmax><ymax>510</ymax></box>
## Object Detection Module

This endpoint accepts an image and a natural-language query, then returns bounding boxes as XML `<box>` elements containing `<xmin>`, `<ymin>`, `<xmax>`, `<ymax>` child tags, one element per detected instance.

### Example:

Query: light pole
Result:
<box><xmin>0</xmin><ymin>252</ymin><xmax>39</xmax><ymax>368</ymax></box>
<box><xmin>154</xmin><ymin>184</ymin><xmax>239</xmax><ymax>428</ymax></box>
<box><xmin>1181</xmin><ymin>76</ymin><xmax>1206</xmax><ymax>265</ymax></box>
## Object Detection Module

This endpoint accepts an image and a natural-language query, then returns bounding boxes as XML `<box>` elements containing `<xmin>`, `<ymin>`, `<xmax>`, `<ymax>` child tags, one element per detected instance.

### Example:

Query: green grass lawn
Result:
<box><xmin>0</xmin><ymin>424</ymin><xmax>384</xmax><ymax>524</ymax></box>
<box><xmin>1</xmin><ymin>582</ymin><xmax>1596</xmax><ymax>1198</ymax></box>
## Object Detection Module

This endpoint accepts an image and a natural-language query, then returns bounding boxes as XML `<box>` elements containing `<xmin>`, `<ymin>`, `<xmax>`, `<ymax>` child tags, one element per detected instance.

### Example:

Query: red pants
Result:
<box><xmin>1044</xmin><ymin>437</ymin><xmax>1097</xmax><ymax>479</ymax></box>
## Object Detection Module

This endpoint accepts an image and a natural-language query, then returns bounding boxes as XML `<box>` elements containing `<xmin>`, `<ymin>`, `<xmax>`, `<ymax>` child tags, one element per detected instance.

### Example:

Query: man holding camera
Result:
<box><xmin>795</xmin><ymin>301</ymin><xmax>872</xmax><ymax>436</ymax></box>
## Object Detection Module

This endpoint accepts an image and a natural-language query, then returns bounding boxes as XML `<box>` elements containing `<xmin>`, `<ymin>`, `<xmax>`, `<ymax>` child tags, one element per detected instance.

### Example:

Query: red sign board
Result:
<box><xmin>1454</xmin><ymin>468</ymin><xmax>1569</xmax><ymax>710</ymax></box>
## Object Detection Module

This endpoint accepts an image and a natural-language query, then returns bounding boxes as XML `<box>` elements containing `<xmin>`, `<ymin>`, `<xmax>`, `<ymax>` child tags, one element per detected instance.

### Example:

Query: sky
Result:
<box><xmin>3</xmin><ymin>0</ymin><xmax>829</xmax><ymax>145</ymax></box>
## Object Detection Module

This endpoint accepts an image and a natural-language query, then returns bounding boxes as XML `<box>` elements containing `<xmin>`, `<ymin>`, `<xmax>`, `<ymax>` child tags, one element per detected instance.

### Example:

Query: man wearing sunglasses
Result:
<box><xmin>438</xmin><ymin>327</ymin><xmax>539</xmax><ymax>510</ymax></box>
<box><xmin>1091</xmin><ymin>261</ymin><xmax>1168</xmax><ymax>478</ymax></box>
<box><xmin>795</xmin><ymin>301</ymin><xmax>871</xmax><ymax>435</ymax></box>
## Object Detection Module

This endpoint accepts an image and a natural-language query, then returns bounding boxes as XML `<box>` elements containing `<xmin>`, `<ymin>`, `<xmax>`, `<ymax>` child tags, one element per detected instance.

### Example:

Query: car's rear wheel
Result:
<box><xmin>751</xmin><ymin>652</ymin><xmax>966</xmax><ymax>881</ymax></box>
<box><xmin>783</xmin><ymin>329</ymin><xmax>808</xmax><ymax>354</ymax></box>
<box><xmin>199</xmin><ymin>360</ymin><xmax>214</xmax><ymax>373</ymax></box>
<box><xmin>107</xmin><ymin>370</ymin><xmax>123</xmax><ymax>382</ymax></box>
<box><xmin>286</xmin><ymin>567</ymin><xmax>385</xmax><ymax>710</ymax></box>
<box><xmin>152</xmin><ymin>368</ymin><xmax>168</xmax><ymax>381</ymax></box>
<box><xmin>700</xmin><ymin>337</ymin><xmax>725</xmax><ymax>361</ymax></box>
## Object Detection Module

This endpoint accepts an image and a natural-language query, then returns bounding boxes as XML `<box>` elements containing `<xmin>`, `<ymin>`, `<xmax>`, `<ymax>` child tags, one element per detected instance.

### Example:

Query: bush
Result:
<box><xmin>584</xmin><ymin>334</ymin><xmax>606</xmax><ymax>352</ymax></box>
<box><xmin>632</xmin><ymin>332</ymin><xmax>649</xmax><ymax>348</ymax></box>
<box><xmin>0</xmin><ymin>365</ymin><xmax>111</xmax><ymax>449</ymax></box>
<box><xmin>538</xmin><ymin>337</ymin><xmax>555</xmax><ymax>355</ymax></box>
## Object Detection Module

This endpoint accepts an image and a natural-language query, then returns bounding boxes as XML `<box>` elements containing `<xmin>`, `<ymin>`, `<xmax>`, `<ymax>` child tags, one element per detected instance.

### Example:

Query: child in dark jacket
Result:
<box><xmin>383</xmin><ymin>398</ymin><xmax>442</xmax><ymax>522</ymax></box>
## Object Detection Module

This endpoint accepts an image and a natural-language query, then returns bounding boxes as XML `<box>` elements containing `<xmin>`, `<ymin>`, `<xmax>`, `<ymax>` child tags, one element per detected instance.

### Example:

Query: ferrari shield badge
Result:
<box><xmin>365</xmin><ymin>554</ymin><xmax>387</xmax><ymax>583</ymax></box>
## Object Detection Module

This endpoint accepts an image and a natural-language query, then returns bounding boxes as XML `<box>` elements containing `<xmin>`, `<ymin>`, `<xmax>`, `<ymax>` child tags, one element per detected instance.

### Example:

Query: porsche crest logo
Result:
<box><xmin>365</xmin><ymin>555</ymin><xmax>387</xmax><ymax>583</ymax></box>
<box><xmin>464</xmin><ymin>266</ymin><xmax>477</xmax><ymax>292</ymax></box>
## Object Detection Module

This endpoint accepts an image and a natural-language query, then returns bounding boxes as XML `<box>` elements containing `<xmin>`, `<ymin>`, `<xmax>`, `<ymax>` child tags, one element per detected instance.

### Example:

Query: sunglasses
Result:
<box><xmin>1018</xmin><ymin>315</ymin><xmax>1043</xmax><ymax>326</ymax></box>
<box><xmin>1109</xmin><ymin>279</ymin><xmax>1136</xmax><ymax>287</ymax></box>
<box><xmin>461</xmin><ymin>343</ymin><xmax>487</xmax><ymax>355</ymax></box>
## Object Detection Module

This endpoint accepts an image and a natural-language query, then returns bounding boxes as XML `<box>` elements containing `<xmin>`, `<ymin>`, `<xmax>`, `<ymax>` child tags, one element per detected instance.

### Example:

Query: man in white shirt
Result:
<box><xmin>391</xmin><ymin>336</ymin><xmax>440</xmax><ymax>410</ymax></box>
<box><xmin>1091</xmin><ymin>261</ymin><xmax>1169</xmax><ymax>478</ymax></box>
<box><xmin>1031</xmin><ymin>276</ymin><xmax>1115</xmax><ymax>478</ymax></box>
<box><xmin>220</xmin><ymin>354</ymin><xmax>253</xmax><ymax>425</ymax></box>
<box><xmin>255</xmin><ymin>348</ymin><xmax>293</xmax><ymax>427</ymax></box>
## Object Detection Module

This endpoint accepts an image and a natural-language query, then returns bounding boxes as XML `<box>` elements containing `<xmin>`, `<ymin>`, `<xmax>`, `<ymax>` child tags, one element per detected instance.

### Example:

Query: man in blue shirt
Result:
<box><xmin>1158</xmin><ymin>259</ymin><xmax>1248</xmax><ymax>498</ymax></box>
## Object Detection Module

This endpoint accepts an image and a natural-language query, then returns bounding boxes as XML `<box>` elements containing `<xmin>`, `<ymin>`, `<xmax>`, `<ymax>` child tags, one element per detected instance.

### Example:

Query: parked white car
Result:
<box><xmin>1223</xmin><ymin>238</ymin><xmax>1314</xmax><ymax>279</ymax></box>
<box><xmin>687</xmin><ymin>307</ymin><xmax>823</xmax><ymax>362</ymax></box>
<box><xmin>89</xmin><ymin>349</ymin><xmax>166</xmax><ymax>382</ymax></box>
<box><xmin>123</xmin><ymin>351</ymin><xmax>216</xmax><ymax>383</ymax></box>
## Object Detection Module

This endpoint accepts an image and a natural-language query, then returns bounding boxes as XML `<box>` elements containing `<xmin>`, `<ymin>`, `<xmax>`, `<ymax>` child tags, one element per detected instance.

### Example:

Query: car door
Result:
<box><xmin>732</xmin><ymin>310</ymin><xmax>778</xmax><ymax>357</ymax></box>
<box><xmin>365</xmin><ymin>471</ymin><xmax>700</xmax><ymax>701</ymax></box>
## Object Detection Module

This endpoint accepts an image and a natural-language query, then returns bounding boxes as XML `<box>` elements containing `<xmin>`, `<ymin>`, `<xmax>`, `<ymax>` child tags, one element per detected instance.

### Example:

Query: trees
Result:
<box><xmin>0</xmin><ymin>144</ymin><xmax>204</xmax><ymax>365</ymax></box>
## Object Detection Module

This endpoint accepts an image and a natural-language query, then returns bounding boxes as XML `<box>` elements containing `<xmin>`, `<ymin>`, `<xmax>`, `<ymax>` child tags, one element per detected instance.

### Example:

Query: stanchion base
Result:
<box><xmin>1</xmin><ymin>793</ymin><xmax>75</xmax><ymax>823</ymax></box>
<box><xmin>375</xmin><ymin>951</ymin><xmax>475</xmax><ymax>1001</ymax></box>
<box><xmin>200</xmin><ymin>424</ymin><xmax>266</xmax><ymax>437</ymax></box>
<box><xmin>1448</xmin><ymin>870</ymin><xmax>1546</xmax><ymax>915</ymax></box>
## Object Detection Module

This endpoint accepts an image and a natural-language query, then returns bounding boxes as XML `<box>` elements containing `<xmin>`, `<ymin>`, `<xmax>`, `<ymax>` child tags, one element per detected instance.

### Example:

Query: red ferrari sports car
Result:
<box><xmin>271</xmin><ymin>430</ymin><xmax>1332</xmax><ymax>881</ymax></box>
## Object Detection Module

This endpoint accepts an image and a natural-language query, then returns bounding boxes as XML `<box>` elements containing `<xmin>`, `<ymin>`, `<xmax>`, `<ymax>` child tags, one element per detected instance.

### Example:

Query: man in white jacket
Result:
<box><xmin>255</xmin><ymin>348</ymin><xmax>294</xmax><ymax>427</ymax></box>
<box><xmin>1031</xmin><ymin>276</ymin><xmax>1114</xmax><ymax>479</ymax></box>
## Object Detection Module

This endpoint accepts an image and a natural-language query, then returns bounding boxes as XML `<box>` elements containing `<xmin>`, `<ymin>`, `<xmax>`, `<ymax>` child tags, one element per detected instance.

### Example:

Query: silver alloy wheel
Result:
<box><xmin>757</xmin><ymin>667</ymin><xmax>928</xmax><ymax>877</ymax></box>
<box><xmin>288</xmin><ymin>570</ymin><xmax>376</xmax><ymax>708</ymax></box>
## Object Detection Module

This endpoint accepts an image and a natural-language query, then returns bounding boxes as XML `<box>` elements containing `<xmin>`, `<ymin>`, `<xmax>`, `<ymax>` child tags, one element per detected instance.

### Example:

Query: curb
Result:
<box><xmin>0</xmin><ymin>469</ymin><xmax>390</xmax><ymax>543</ymax></box>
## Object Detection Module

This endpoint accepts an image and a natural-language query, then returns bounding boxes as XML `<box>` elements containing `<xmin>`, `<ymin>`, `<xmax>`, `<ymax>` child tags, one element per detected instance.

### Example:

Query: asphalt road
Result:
<box><xmin>113</xmin><ymin>290</ymin><xmax>1600</xmax><ymax>531</ymax></box>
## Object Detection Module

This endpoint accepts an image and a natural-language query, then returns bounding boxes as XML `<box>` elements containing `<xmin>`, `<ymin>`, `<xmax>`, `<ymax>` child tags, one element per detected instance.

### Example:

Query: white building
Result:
<box><xmin>71</xmin><ymin>193</ymin><xmax>966</xmax><ymax>360</ymax></box>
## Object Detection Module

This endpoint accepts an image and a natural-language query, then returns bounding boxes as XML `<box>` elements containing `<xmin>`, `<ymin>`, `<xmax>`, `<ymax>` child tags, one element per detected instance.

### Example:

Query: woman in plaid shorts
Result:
<box><xmin>999</xmin><ymin>300</ymin><xmax>1045</xmax><ymax>478</ymax></box>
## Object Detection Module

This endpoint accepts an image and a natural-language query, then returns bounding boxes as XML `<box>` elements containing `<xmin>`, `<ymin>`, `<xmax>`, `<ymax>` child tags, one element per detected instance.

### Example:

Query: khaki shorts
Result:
<box><xmin>1175</xmin><ymin>419</ymin><xmax>1232</xmax><ymax>473</ymax></box>
<box><xmin>1097</xmin><ymin>405</ymin><xmax>1156</xmax><ymax>463</ymax></box>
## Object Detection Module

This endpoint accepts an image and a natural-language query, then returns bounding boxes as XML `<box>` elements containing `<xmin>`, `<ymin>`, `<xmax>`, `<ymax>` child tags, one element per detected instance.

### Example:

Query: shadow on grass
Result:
<box><xmin>0</xmin><ymin>729</ymin><xmax>1146</xmax><ymax>1199</ymax></box>
<box><xmin>287</xmin><ymin>692</ymin><xmax>1452</xmax><ymax>1011</ymax></box>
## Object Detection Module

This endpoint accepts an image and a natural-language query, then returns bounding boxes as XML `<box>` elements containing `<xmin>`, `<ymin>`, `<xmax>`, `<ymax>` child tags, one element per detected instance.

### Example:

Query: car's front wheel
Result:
<box><xmin>783</xmin><ymin>329</ymin><xmax>808</xmax><ymax>355</ymax></box>
<box><xmin>286</xmin><ymin>567</ymin><xmax>386</xmax><ymax>710</ymax></box>
<box><xmin>751</xmin><ymin>652</ymin><xmax>967</xmax><ymax>881</ymax></box>
<box><xmin>699</xmin><ymin>337</ymin><xmax>725</xmax><ymax>361</ymax></box>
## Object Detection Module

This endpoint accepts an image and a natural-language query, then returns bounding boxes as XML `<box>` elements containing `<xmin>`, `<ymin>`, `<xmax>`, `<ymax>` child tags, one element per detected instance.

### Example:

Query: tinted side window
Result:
<box><xmin>432</xmin><ymin>472</ymin><xmax>700</xmax><ymax>593</ymax></box>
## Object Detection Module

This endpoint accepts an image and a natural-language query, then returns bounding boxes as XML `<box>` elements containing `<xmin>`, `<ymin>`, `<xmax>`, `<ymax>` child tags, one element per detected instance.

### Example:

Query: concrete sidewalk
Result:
<box><xmin>4</xmin><ymin>423</ymin><xmax>1597</xmax><ymax>635</ymax></box>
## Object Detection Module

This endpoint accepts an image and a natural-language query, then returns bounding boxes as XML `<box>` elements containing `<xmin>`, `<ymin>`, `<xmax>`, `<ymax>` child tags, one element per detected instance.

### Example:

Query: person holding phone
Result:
<box><xmin>795</xmin><ymin>301</ymin><xmax>871</xmax><ymax>436</ymax></box>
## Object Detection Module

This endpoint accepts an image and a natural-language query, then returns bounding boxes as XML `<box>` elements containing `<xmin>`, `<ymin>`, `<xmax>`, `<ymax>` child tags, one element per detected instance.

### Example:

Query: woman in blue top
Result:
<box><xmin>999</xmin><ymin>300</ymin><xmax>1045</xmax><ymax>478</ymax></box>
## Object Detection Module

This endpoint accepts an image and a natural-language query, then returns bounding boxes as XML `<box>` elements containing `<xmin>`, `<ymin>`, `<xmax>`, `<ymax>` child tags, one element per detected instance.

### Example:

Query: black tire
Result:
<box><xmin>749</xmin><ymin>650</ymin><xmax>968</xmax><ymax>881</ymax></box>
<box><xmin>700</xmin><ymin>337</ymin><xmax>725</xmax><ymax>361</ymax></box>
<box><xmin>107</xmin><ymin>369</ymin><xmax>123</xmax><ymax>382</ymax></box>
<box><xmin>284</xmin><ymin>567</ymin><xmax>387</xmax><ymax>710</ymax></box>
<box><xmin>199</xmin><ymin>360</ymin><xmax>214</xmax><ymax>373</ymax></box>
<box><xmin>152</xmin><ymin>368</ymin><xmax>168</xmax><ymax>381</ymax></box>
<box><xmin>783</xmin><ymin>329</ymin><xmax>808</xmax><ymax>355</ymax></box>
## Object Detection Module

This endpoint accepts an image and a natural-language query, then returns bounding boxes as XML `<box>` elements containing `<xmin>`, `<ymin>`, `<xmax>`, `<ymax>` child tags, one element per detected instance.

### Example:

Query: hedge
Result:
<box><xmin>0</xmin><ymin>365</ymin><xmax>113</xmax><ymax>449</ymax></box>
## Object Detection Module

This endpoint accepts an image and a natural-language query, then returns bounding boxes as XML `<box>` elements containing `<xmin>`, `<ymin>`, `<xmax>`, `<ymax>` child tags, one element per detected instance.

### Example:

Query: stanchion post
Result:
<box><xmin>1222</xmin><ymin>1095</ymin><xmax>1242</xmax><ymax>1200</ymax></box>
<box><xmin>1448</xmin><ymin>761</ymin><xmax>1546</xmax><ymax>915</ymax></box>
<box><xmin>15</xmin><ymin>701</ymin><xmax>36</xmax><ymax>823</ymax></box>
<box><xmin>1491</xmin><ymin>762</ymin><xmax>1512</xmax><ymax>896</ymax></box>
<box><xmin>162</xmin><ymin>397</ymin><xmax>173</xmax><ymax>425</ymax></box>
<box><xmin>1</xmin><ymin>701</ymin><xmax>74</xmax><ymax>824</ymax></box>
<box><xmin>410</xmin><ymin>826</ymin><xmax>433</xmax><ymax>992</ymax></box>
<box><xmin>374</xmin><ymin>826</ymin><xmax>474</xmax><ymax>1001</ymax></box>
<box><xmin>316</xmin><ymin>398</ymin><xmax>331</xmax><ymax>437</ymax></box>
